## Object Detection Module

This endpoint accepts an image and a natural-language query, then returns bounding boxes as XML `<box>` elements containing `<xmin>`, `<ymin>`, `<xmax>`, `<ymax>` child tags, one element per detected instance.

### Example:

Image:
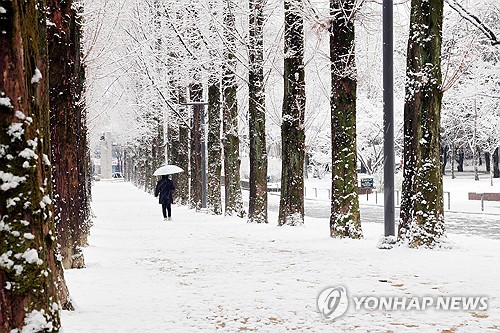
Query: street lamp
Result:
<box><xmin>383</xmin><ymin>0</ymin><xmax>395</xmax><ymax>240</ymax></box>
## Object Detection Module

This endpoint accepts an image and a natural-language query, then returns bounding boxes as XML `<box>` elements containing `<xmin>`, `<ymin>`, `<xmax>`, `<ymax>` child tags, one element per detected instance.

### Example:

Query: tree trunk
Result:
<box><xmin>190</xmin><ymin>83</ymin><xmax>203</xmax><ymax>211</ymax></box>
<box><xmin>494</xmin><ymin>147</ymin><xmax>499</xmax><ymax>178</ymax></box>
<box><xmin>248</xmin><ymin>0</ymin><xmax>268</xmax><ymax>224</ymax></box>
<box><xmin>329</xmin><ymin>0</ymin><xmax>362</xmax><ymax>239</ymax></box>
<box><xmin>47</xmin><ymin>0</ymin><xmax>90</xmax><ymax>272</ymax></box>
<box><xmin>451</xmin><ymin>142</ymin><xmax>455</xmax><ymax>179</ymax></box>
<box><xmin>165</xmin><ymin>89</ymin><xmax>180</xmax><ymax>202</ymax></box>
<box><xmin>278</xmin><ymin>0</ymin><xmax>306</xmax><ymax>226</ymax></box>
<box><xmin>485</xmin><ymin>152</ymin><xmax>491</xmax><ymax>172</ymax></box>
<box><xmin>143</xmin><ymin>141</ymin><xmax>154</xmax><ymax>193</ymax></box>
<box><xmin>124</xmin><ymin>149</ymin><xmax>129</xmax><ymax>181</ymax></box>
<box><xmin>490</xmin><ymin>151</ymin><xmax>494</xmax><ymax>187</ymax></box>
<box><xmin>166</xmin><ymin>83</ymin><xmax>179</xmax><ymax>170</ymax></box>
<box><xmin>457</xmin><ymin>149</ymin><xmax>464</xmax><ymax>172</ymax></box>
<box><xmin>167</xmin><ymin>119</ymin><xmax>179</xmax><ymax>168</ymax></box>
<box><xmin>441</xmin><ymin>145</ymin><xmax>448</xmax><ymax>175</ymax></box>
<box><xmin>151</xmin><ymin>116</ymin><xmax>164</xmax><ymax>195</ymax></box>
<box><xmin>0</xmin><ymin>0</ymin><xmax>66</xmax><ymax>329</ymax></box>
<box><xmin>222</xmin><ymin>0</ymin><xmax>245</xmax><ymax>217</ymax></box>
<box><xmin>177</xmin><ymin>88</ymin><xmax>190</xmax><ymax>205</ymax></box>
<box><xmin>207</xmin><ymin>77</ymin><xmax>223</xmax><ymax>215</ymax></box>
<box><xmin>398</xmin><ymin>0</ymin><xmax>445</xmax><ymax>248</ymax></box>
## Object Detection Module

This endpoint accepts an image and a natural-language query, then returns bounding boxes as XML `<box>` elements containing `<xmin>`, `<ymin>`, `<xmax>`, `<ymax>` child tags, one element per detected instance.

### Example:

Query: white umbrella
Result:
<box><xmin>153</xmin><ymin>164</ymin><xmax>183</xmax><ymax>176</ymax></box>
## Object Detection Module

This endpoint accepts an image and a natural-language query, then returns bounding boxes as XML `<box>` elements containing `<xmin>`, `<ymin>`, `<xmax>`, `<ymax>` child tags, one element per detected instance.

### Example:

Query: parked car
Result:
<box><xmin>112</xmin><ymin>172</ymin><xmax>124</xmax><ymax>180</ymax></box>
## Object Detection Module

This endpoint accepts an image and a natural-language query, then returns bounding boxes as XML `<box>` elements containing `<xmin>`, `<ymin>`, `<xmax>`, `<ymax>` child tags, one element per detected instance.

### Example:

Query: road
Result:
<box><xmin>261</xmin><ymin>192</ymin><xmax>500</xmax><ymax>240</ymax></box>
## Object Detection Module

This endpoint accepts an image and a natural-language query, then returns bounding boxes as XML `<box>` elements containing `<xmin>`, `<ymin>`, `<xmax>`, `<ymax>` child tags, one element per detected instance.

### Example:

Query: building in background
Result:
<box><xmin>100</xmin><ymin>131</ymin><xmax>113</xmax><ymax>179</ymax></box>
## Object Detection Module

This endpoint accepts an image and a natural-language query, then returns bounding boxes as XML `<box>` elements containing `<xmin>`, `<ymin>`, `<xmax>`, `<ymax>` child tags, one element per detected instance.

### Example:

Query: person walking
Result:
<box><xmin>154</xmin><ymin>175</ymin><xmax>175</xmax><ymax>221</ymax></box>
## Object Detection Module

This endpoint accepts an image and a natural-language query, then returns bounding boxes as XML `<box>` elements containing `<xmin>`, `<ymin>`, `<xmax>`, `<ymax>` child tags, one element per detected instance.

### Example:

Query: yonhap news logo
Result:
<box><xmin>317</xmin><ymin>286</ymin><xmax>349</xmax><ymax>321</ymax></box>
<box><xmin>317</xmin><ymin>286</ymin><xmax>488</xmax><ymax>321</ymax></box>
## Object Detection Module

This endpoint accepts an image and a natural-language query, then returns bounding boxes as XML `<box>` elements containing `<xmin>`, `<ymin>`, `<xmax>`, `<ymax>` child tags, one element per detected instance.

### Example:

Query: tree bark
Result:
<box><xmin>398</xmin><ymin>0</ymin><xmax>445</xmax><ymax>247</ymax></box>
<box><xmin>222</xmin><ymin>0</ymin><xmax>245</xmax><ymax>217</ymax></box>
<box><xmin>329</xmin><ymin>0</ymin><xmax>362</xmax><ymax>239</ymax></box>
<box><xmin>189</xmin><ymin>83</ymin><xmax>203</xmax><ymax>211</ymax></box>
<box><xmin>177</xmin><ymin>87</ymin><xmax>190</xmax><ymax>205</ymax></box>
<box><xmin>279</xmin><ymin>0</ymin><xmax>306</xmax><ymax>226</ymax></box>
<box><xmin>248</xmin><ymin>0</ymin><xmax>268</xmax><ymax>224</ymax></box>
<box><xmin>207</xmin><ymin>77</ymin><xmax>223</xmax><ymax>215</ymax></box>
<box><xmin>0</xmin><ymin>0</ymin><xmax>66</xmax><ymax>329</ymax></box>
<box><xmin>47</xmin><ymin>0</ymin><xmax>90</xmax><ymax>272</ymax></box>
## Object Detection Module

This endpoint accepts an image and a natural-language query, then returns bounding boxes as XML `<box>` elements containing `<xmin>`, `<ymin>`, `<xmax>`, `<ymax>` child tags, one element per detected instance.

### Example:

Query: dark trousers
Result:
<box><xmin>162</xmin><ymin>202</ymin><xmax>172</xmax><ymax>218</ymax></box>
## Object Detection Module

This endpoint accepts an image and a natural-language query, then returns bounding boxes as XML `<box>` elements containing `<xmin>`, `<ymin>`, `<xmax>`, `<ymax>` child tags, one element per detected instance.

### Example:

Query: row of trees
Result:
<box><xmin>110</xmin><ymin>0</ymin><xmax>364</xmax><ymax>237</ymax></box>
<box><xmin>1</xmin><ymin>0</ymin><xmax>91</xmax><ymax>330</ymax></box>
<box><xmin>0</xmin><ymin>0</ymin><xmax>494</xmax><ymax>329</ymax></box>
<box><xmin>103</xmin><ymin>0</ymin><xmax>498</xmax><ymax>249</ymax></box>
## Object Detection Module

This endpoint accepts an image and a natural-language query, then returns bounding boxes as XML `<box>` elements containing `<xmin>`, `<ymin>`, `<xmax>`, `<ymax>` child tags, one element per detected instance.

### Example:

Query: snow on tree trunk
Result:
<box><xmin>207</xmin><ymin>77</ymin><xmax>222</xmax><ymax>215</ymax></box>
<box><xmin>398</xmin><ymin>0</ymin><xmax>445</xmax><ymax>248</ymax></box>
<box><xmin>206</xmin><ymin>0</ymin><xmax>222</xmax><ymax>215</ymax></box>
<box><xmin>248</xmin><ymin>0</ymin><xmax>268</xmax><ymax>224</ymax></box>
<box><xmin>152</xmin><ymin>116</ymin><xmax>164</xmax><ymax>187</ymax></box>
<box><xmin>329</xmin><ymin>0</ymin><xmax>362</xmax><ymax>239</ymax></box>
<box><xmin>166</xmin><ymin>87</ymin><xmax>180</xmax><ymax>201</ymax></box>
<box><xmin>222</xmin><ymin>0</ymin><xmax>245</xmax><ymax>217</ymax></box>
<box><xmin>142</xmin><ymin>140</ymin><xmax>155</xmax><ymax>194</ymax></box>
<box><xmin>190</xmin><ymin>83</ymin><xmax>203</xmax><ymax>211</ymax></box>
<box><xmin>0</xmin><ymin>0</ymin><xmax>66</xmax><ymax>329</ymax></box>
<box><xmin>150</xmin><ymin>1</ymin><xmax>165</xmax><ymax>190</ymax></box>
<box><xmin>177</xmin><ymin>88</ymin><xmax>190</xmax><ymax>206</ymax></box>
<box><xmin>167</xmin><ymin>118</ymin><xmax>179</xmax><ymax>168</ymax></box>
<box><xmin>278</xmin><ymin>0</ymin><xmax>306</xmax><ymax>226</ymax></box>
<box><xmin>47</xmin><ymin>0</ymin><xmax>91</xmax><ymax>272</ymax></box>
<box><xmin>473</xmin><ymin>100</ymin><xmax>479</xmax><ymax>181</ymax></box>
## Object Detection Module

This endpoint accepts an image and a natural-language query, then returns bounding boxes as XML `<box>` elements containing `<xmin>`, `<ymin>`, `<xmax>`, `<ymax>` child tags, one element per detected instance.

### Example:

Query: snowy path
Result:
<box><xmin>62</xmin><ymin>182</ymin><xmax>500</xmax><ymax>332</ymax></box>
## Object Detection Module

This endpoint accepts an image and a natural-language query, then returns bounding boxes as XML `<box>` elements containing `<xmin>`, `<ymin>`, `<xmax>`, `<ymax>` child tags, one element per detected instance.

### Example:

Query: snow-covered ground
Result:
<box><xmin>300</xmin><ymin>171</ymin><xmax>500</xmax><ymax>215</ymax></box>
<box><xmin>296</xmin><ymin>172</ymin><xmax>500</xmax><ymax>240</ymax></box>
<box><xmin>61</xmin><ymin>182</ymin><xmax>500</xmax><ymax>332</ymax></box>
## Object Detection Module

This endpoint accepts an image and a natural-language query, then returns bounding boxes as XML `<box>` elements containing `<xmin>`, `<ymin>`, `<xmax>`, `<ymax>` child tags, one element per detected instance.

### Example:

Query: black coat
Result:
<box><xmin>155</xmin><ymin>178</ymin><xmax>175</xmax><ymax>205</ymax></box>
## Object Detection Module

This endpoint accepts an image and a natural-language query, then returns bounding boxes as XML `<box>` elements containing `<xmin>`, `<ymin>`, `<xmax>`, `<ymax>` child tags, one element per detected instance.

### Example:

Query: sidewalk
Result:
<box><xmin>62</xmin><ymin>182</ymin><xmax>500</xmax><ymax>332</ymax></box>
<box><xmin>261</xmin><ymin>191</ymin><xmax>500</xmax><ymax>240</ymax></box>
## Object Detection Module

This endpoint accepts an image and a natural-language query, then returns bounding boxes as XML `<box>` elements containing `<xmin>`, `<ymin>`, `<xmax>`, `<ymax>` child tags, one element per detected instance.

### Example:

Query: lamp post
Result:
<box><xmin>181</xmin><ymin>101</ymin><xmax>208</xmax><ymax>209</ymax></box>
<box><xmin>383</xmin><ymin>0</ymin><xmax>395</xmax><ymax>238</ymax></box>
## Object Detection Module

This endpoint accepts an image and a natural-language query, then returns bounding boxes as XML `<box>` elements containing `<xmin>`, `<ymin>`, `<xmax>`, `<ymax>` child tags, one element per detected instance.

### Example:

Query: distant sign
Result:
<box><xmin>360</xmin><ymin>178</ymin><xmax>374</xmax><ymax>189</ymax></box>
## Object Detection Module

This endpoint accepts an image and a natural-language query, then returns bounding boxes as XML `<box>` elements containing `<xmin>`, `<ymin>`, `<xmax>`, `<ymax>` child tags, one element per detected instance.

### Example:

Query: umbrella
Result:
<box><xmin>153</xmin><ymin>164</ymin><xmax>183</xmax><ymax>176</ymax></box>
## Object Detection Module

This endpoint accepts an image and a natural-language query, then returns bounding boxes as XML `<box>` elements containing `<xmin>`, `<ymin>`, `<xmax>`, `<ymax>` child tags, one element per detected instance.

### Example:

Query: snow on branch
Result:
<box><xmin>445</xmin><ymin>0</ymin><xmax>500</xmax><ymax>46</ymax></box>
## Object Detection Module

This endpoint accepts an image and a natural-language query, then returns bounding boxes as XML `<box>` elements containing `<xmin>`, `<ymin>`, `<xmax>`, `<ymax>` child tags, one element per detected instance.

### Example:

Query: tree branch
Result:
<box><xmin>446</xmin><ymin>0</ymin><xmax>500</xmax><ymax>46</ymax></box>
